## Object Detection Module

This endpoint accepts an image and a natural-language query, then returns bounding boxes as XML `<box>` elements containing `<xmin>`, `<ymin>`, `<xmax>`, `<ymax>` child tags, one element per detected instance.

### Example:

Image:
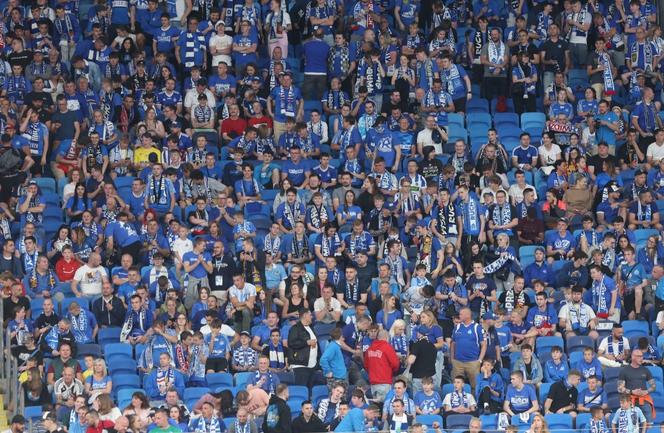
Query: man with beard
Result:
<box><xmin>208</xmin><ymin>240</ymin><xmax>236</xmax><ymax>302</ymax></box>
<box><xmin>480</xmin><ymin>27</ymin><xmax>508</xmax><ymax>101</ymax></box>
<box><xmin>3</xmin><ymin>414</ymin><xmax>26</xmax><ymax>433</ymax></box>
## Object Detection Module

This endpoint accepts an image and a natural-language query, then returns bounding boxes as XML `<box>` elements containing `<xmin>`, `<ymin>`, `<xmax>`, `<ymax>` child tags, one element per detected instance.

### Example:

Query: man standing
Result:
<box><xmin>263</xmin><ymin>384</ymin><xmax>292</xmax><ymax>433</ymax></box>
<box><xmin>302</xmin><ymin>28</ymin><xmax>330</xmax><ymax>101</ymax></box>
<box><xmin>480</xmin><ymin>28</ymin><xmax>508</xmax><ymax>101</ymax></box>
<box><xmin>450</xmin><ymin>307</ymin><xmax>486</xmax><ymax>392</ymax></box>
<box><xmin>618</xmin><ymin>350</ymin><xmax>657</xmax><ymax>424</ymax></box>
<box><xmin>288</xmin><ymin>309</ymin><xmax>318</xmax><ymax>387</ymax></box>
<box><xmin>268</xmin><ymin>72</ymin><xmax>304</xmax><ymax>143</ymax></box>
<box><xmin>364</xmin><ymin>330</ymin><xmax>400</xmax><ymax>402</ymax></box>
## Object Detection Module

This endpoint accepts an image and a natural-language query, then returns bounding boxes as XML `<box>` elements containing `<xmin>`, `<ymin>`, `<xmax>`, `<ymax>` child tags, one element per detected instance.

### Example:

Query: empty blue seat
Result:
<box><xmin>235</xmin><ymin>371</ymin><xmax>253</xmax><ymax>388</ymax></box>
<box><xmin>104</xmin><ymin>343</ymin><xmax>132</xmax><ymax>359</ymax></box>
<box><xmin>448</xmin><ymin>113</ymin><xmax>464</xmax><ymax>128</ymax></box>
<box><xmin>416</xmin><ymin>415</ymin><xmax>443</xmax><ymax>427</ymax></box>
<box><xmin>467</xmin><ymin>99</ymin><xmax>489</xmax><ymax>113</ymax></box>
<box><xmin>35</xmin><ymin>177</ymin><xmax>56</xmax><ymax>194</ymax></box>
<box><xmin>288</xmin><ymin>385</ymin><xmax>310</xmax><ymax>401</ymax></box>
<box><xmin>467</xmin><ymin>112</ymin><xmax>492</xmax><ymax>130</ymax></box>
<box><xmin>311</xmin><ymin>385</ymin><xmax>329</xmax><ymax>407</ymax></box>
<box><xmin>494</xmin><ymin>112</ymin><xmax>520</xmax><ymax>128</ymax></box>
<box><xmin>207</xmin><ymin>372</ymin><xmax>234</xmax><ymax>389</ymax></box>
<box><xmin>623</xmin><ymin>320</ymin><xmax>650</xmax><ymax>337</ymax></box>
<box><xmin>184</xmin><ymin>387</ymin><xmax>211</xmax><ymax>406</ymax></box>
<box><xmin>446</xmin><ymin>414</ymin><xmax>472</xmax><ymax>429</ymax></box>
<box><xmin>521</xmin><ymin>112</ymin><xmax>546</xmax><ymax>130</ymax></box>
<box><xmin>112</xmin><ymin>374</ymin><xmax>140</xmax><ymax>396</ymax></box>
<box><xmin>536</xmin><ymin>336</ymin><xmax>564</xmax><ymax>356</ymax></box>
<box><xmin>24</xmin><ymin>406</ymin><xmax>42</xmax><ymax>420</ymax></box>
<box><xmin>108</xmin><ymin>358</ymin><xmax>138</xmax><ymax>375</ymax></box>
<box><xmin>566</xmin><ymin>335</ymin><xmax>595</xmax><ymax>352</ymax></box>
<box><xmin>545</xmin><ymin>414</ymin><xmax>573</xmax><ymax>430</ymax></box>
<box><xmin>77</xmin><ymin>344</ymin><xmax>102</xmax><ymax>358</ymax></box>
<box><xmin>98</xmin><ymin>327</ymin><xmax>122</xmax><ymax>346</ymax></box>
<box><xmin>539</xmin><ymin>382</ymin><xmax>552</xmax><ymax>404</ymax></box>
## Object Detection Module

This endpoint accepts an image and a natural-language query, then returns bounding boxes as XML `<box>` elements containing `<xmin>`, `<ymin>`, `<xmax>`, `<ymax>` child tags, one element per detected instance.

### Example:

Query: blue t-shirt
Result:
<box><xmin>452</xmin><ymin>322</ymin><xmax>484</xmax><ymax>362</ymax></box>
<box><xmin>546</xmin><ymin>230</ymin><xmax>576</xmax><ymax>254</ymax></box>
<box><xmin>154</xmin><ymin>25</ymin><xmax>180</xmax><ymax>53</ymax></box>
<box><xmin>512</xmin><ymin>145</ymin><xmax>539</xmax><ymax>166</ymax></box>
<box><xmin>182</xmin><ymin>251</ymin><xmax>211</xmax><ymax>279</ymax></box>
<box><xmin>506</xmin><ymin>384</ymin><xmax>537</xmax><ymax>413</ymax></box>
<box><xmin>414</xmin><ymin>390</ymin><xmax>442</xmax><ymax>414</ymax></box>
<box><xmin>282</xmin><ymin>160</ymin><xmax>309</xmax><ymax>187</ymax></box>
<box><xmin>104</xmin><ymin>221</ymin><xmax>141</xmax><ymax>247</ymax></box>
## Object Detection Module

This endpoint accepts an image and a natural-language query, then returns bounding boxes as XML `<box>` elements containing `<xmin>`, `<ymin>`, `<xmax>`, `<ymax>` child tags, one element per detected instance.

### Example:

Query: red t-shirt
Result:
<box><xmin>55</xmin><ymin>258</ymin><xmax>81</xmax><ymax>282</ymax></box>
<box><xmin>248</xmin><ymin>115</ymin><xmax>273</xmax><ymax>130</ymax></box>
<box><xmin>221</xmin><ymin>117</ymin><xmax>248</xmax><ymax>139</ymax></box>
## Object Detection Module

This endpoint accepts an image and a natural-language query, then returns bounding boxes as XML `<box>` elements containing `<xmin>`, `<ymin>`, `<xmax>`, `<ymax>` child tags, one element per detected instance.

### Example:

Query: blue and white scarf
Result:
<box><xmin>598</xmin><ymin>50</ymin><xmax>615</xmax><ymax>95</ymax></box>
<box><xmin>488</xmin><ymin>40</ymin><xmax>505</xmax><ymax>74</ymax></box>
<box><xmin>68</xmin><ymin>311</ymin><xmax>89</xmax><ymax>343</ymax></box>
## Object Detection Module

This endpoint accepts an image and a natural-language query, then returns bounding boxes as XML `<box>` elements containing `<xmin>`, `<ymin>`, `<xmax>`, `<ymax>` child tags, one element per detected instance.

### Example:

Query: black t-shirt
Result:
<box><xmin>511</xmin><ymin>43</ymin><xmax>538</xmax><ymax>61</ymax></box>
<box><xmin>7</xmin><ymin>51</ymin><xmax>32</xmax><ymax>69</ymax></box>
<box><xmin>3</xmin><ymin>296</ymin><xmax>30</xmax><ymax>321</ymax></box>
<box><xmin>410</xmin><ymin>338</ymin><xmax>437</xmax><ymax>378</ymax></box>
<box><xmin>25</xmin><ymin>92</ymin><xmax>54</xmax><ymax>111</ymax></box>
<box><xmin>588</xmin><ymin>154</ymin><xmax>616</xmax><ymax>175</ymax></box>
<box><xmin>540</xmin><ymin>38</ymin><xmax>569</xmax><ymax>73</ymax></box>
<box><xmin>547</xmin><ymin>380</ymin><xmax>579</xmax><ymax>413</ymax></box>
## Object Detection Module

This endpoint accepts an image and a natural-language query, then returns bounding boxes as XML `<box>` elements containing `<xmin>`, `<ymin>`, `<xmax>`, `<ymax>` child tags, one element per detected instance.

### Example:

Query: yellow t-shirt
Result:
<box><xmin>134</xmin><ymin>147</ymin><xmax>161</xmax><ymax>164</ymax></box>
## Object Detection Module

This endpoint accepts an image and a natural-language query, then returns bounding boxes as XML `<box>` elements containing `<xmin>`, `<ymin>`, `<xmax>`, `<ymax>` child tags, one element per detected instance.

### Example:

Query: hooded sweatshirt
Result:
<box><xmin>364</xmin><ymin>338</ymin><xmax>400</xmax><ymax>385</ymax></box>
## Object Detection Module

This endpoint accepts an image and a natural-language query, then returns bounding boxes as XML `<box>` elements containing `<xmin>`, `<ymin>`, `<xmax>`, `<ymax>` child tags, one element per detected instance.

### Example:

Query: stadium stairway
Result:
<box><xmin>0</xmin><ymin>394</ymin><xmax>7</xmax><ymax>430</ymax></box>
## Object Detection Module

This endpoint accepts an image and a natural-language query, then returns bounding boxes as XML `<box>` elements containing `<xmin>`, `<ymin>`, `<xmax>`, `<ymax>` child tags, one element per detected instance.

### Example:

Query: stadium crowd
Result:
<box><xmin>2</xmin><ymin>0</ymin><xmax>664</xmax><ymax>431</ymax></box>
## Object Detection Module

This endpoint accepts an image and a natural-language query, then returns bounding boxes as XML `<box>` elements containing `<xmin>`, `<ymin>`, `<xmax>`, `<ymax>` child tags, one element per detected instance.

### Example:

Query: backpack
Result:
<box><xmin>265</xmin><ymin>403</ymin><xmax>280</xmax><ymax>429</ymax></box>
<box><xmin>0</xmin><ymin>147</ymin><xmax>22</xmax><ymax>175</ymax></box>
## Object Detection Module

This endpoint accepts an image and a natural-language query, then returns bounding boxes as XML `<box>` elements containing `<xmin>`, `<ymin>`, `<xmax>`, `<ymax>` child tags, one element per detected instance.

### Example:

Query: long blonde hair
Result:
<box><xmin>389</xmin><ymin>319</ymin><xmax>407</xmax><ymax>338</ymax></box>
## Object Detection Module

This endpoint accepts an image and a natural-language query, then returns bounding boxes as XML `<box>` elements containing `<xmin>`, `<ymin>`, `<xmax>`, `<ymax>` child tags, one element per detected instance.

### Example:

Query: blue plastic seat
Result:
<box><xmin>566</xmin><ymin>335</ymin><xmax>595</xmax><ymax>353</ymax></box>
<box><xmin>467</xmin><ymin>112</ymin><xmax>492</xmax><ymax>130</ymax></box>
<box><xmin>235</xmin><ymin>371</ymin><xmax>254</xmax><ymax>388</ymax></box>
<box><xmin>98</xmin><ymin>327</ymin><xmax>122</xmax><ymax>346</ymax></box>
<box><xmin>623</xmin><ymin>320</ymin><xmax>650</xmax><ymax>337</ymax></box>
<box><xmin>539</xmin><ymin>382</ymin><xmax>552</xmax><ymax>404</ymax></box>
<box><xmin>466</xmin><ymin>98</ymin><xmax>489</xmax><ymax>114</ymax></box>
<box><xmin>77</xmin><ymin>343</ymin><xmax>102</xmax><ymax>358</ymax></box>
<box><xmin>288</xmin><ymin>385</ymin><xmax>310</xmax><ymax>401</ymax></box>
<box><xmin>311</xmin><ymin>385</ymin><xmax>329</xmax><ymax>408</ymax></box>
<box><xmin>117</xmin><ymin>388</ymin><xmax>145</xmax><ymax>408</ymax></box>
<box><xmin>448</xmin><ymin>113</ymin><xmax>464</xmax><ymax>128</ymax></box>
<box><xmin>416</xmin><ymin>415</ymin><xmax>443</xmax><ymax>427</ymax></box>
<box><xmin>35</xmin><ymin>177</ymin><xmax>56</xmax><ymax>194</ymax></box>
<box><xmin>521</xmin><ymin>112</ymin><xmax>546</xmax><ymax>130</ymax></box>
<box><xmin>446</xmin><ymin>414</ymin><xmax>472</xmax><ymax>430</ymax></box>
<box><xmin>184</xmin><ymin>387</ymin><xmax>211</xmax><ymax>407</ymax></box>
<box><xmin>276</xmin><ymin>371</ymin><xmax>295</xmax><ymax>384</ymax></box>
<box><xmin>207</xmin><ymin>372</ymin><xmax>234</xmax><ymax>389</ymax></box>
<box><xmin>634</xmin><ymin>229</ymin><xmax>659</xmax><ymax>244</ymax></box>
<box><xmin>479</xmin><ymin>414</ymin><xmax>497</xmax><ymax>429</ymax></box>
<box><xmin>494</xmin><ymin>113</ymin><xmax>520</xmax><ymax>128</ymax></box>
<box><xmin>536</xmin><ymin>336</ymin><xmax>564</xmax><ymax>356</ymax></box>
<box><xmin>104</xmin><ymin>343</ymin><xmax>133</xmax><ymax>359</ymax></box>
<box><xmin>24</xmin><ymin>406</ymin><xmax>42</xmax><ymax>420</ymax></box>
<box><xmin>112</xmin><ymin>374</ymin><xmax>141</xmax><ymax>397</ymax></box>
<box><xmin>545</xmin><ymin>414</ymin><xmax>573</xmax><ymax>430</ymax></box>
<box><xmin>107</xmin><ymin>358</ymin><xmax>138</xmax><ymax>375</ymax></box>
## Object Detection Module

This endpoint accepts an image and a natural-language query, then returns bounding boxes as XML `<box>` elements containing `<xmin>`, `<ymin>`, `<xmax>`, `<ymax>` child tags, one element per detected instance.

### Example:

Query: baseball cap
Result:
<box><xmin>240</xmin><ymin>331</ymin><xmax>251</xmax><ymax>337</ymax></box>
<box><xmin>558</xmin><ymin>217</ymin><xmax>569</xmax><ymax>224</ymax></box>
<box><xmin>607</xmin><ymin>181</ymin><xmax>620</xmax><ymax>193</ymax></box>
<box><xmin>635</xmin><ymin>168</ymin><xmax>647</xmax><ymax>176</ymax></box>
<box><xmin>42</xmin><ymin>412</ymin><xmax>57</xmax><ymax>422</ymax></box>
<box><xmin>417</xmin><ymin>219</ymin><xmax>429</xmax><ymax>228</ymax></box>
<box><xmin>482</xmin><ymin>312</ymin><xmax>496</xmax><ymax>320</ymax></box>
<box><xmin>416</xmin><ymin>325</ymin><xmax>429</xmax><ymax>336</ymax></box>
<box><xmin>534</xmin><ymin>246</ymin><xmax>545</xmax><ymax>254</ymax></box>
<box><xmin>171</xmin><ymin>120</ymin><xmax>181</xmax><ymax>128</ymax></box>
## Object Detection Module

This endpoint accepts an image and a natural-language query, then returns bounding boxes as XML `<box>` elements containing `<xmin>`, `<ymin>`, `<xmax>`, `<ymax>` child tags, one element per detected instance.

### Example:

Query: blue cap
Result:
<box><xmin>417</xmin><ymin>219</ymin><xmax>429</xmax><ymax>228</ymax></box>
<box><xmin>417</xmin><ymin>325</ymin><xmax>429</xmax><ymax>335</ymax></box>
<box><xmin>482</xmin><ymin>312</ymin><xmax>496</xmax><ymax>320</ymax></box>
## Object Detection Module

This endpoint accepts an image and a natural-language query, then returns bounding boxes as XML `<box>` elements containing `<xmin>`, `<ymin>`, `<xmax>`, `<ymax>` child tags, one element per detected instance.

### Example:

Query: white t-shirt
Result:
<box><xmin>598</xmin><ymin>335</ymin><xmax>630</xmax><ymax>356</ymax></box>
<box><xmin>646</xmin><ymin>142</ymin><xmax>664</xmax><ymax>162</ymax></box>
<box><xmin>229</xmin><ymin>283</ymin><xmax>258</xmax><ymax>303</ymax></box>
<box><xmin>538</xmin><ymin>143</ymin><xmax>562</xmax><ymax>167</ymax></box>
<box><xmin>416</xmin><ymin>128</ymin><xmax>442</xmax><ymax>155</ymax></box>
<box><xmin>73</xmin><ymin>265</ymin><xmax>108</xmax><ymax>296</ymax></box>
<box><xmin>558</xmin><ymin>302</ymin><xmax>596</xmax><ymax>328</ymax></box>
<box><xmin>508</xmin><ymin>183</ymin><xmax>537</xmax><ymax>204</ymax></box>
<box><xmin>172</xmin><ymin>238</ymin><xmax>193</xmax><ymax>264</ymax></box>
<box><xmin>200</xmin><ymin>323</ymin><xmax>237</xmax><ymax>338</ymax></box>
<box><xmin>209</xmin><ymin>34</ymin><xmax>233</xmax><ymax>67</ymax></box>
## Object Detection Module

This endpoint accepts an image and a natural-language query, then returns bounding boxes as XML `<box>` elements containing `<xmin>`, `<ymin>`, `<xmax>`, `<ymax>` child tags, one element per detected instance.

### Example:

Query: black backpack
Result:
<box><xmin>0</xmin><ymin>147</ymin><xmax>22</xmax><ymax>175</ymax></box>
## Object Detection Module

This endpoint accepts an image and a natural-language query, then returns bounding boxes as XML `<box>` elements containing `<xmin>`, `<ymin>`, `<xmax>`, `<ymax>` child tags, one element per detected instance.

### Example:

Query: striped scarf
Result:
<box><xmin>267</xmin><ymin>339</ymin><xmax>286</xmax><ymax>369</ymax></box>
<box><xmin>195</xmin><ymin>416</ymin><xmax>222</xmax><ymax>433</ymax></box>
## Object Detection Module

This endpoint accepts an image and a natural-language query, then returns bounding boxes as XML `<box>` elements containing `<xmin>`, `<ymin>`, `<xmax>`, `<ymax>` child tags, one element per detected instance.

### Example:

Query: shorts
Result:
<box><xmin>623</xmin><ymin>290</ymin><xmax>636</xmax><ymax>315</ymax></box>
<box><xmin>454</xmin><ymin>97</ymin><xmax>467</xmax><ymax>114</ymax></box>
<box><xmin>205</xmin><ymin>357</ymin><xmax>228</xmax><ymax>372</ymax></box>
